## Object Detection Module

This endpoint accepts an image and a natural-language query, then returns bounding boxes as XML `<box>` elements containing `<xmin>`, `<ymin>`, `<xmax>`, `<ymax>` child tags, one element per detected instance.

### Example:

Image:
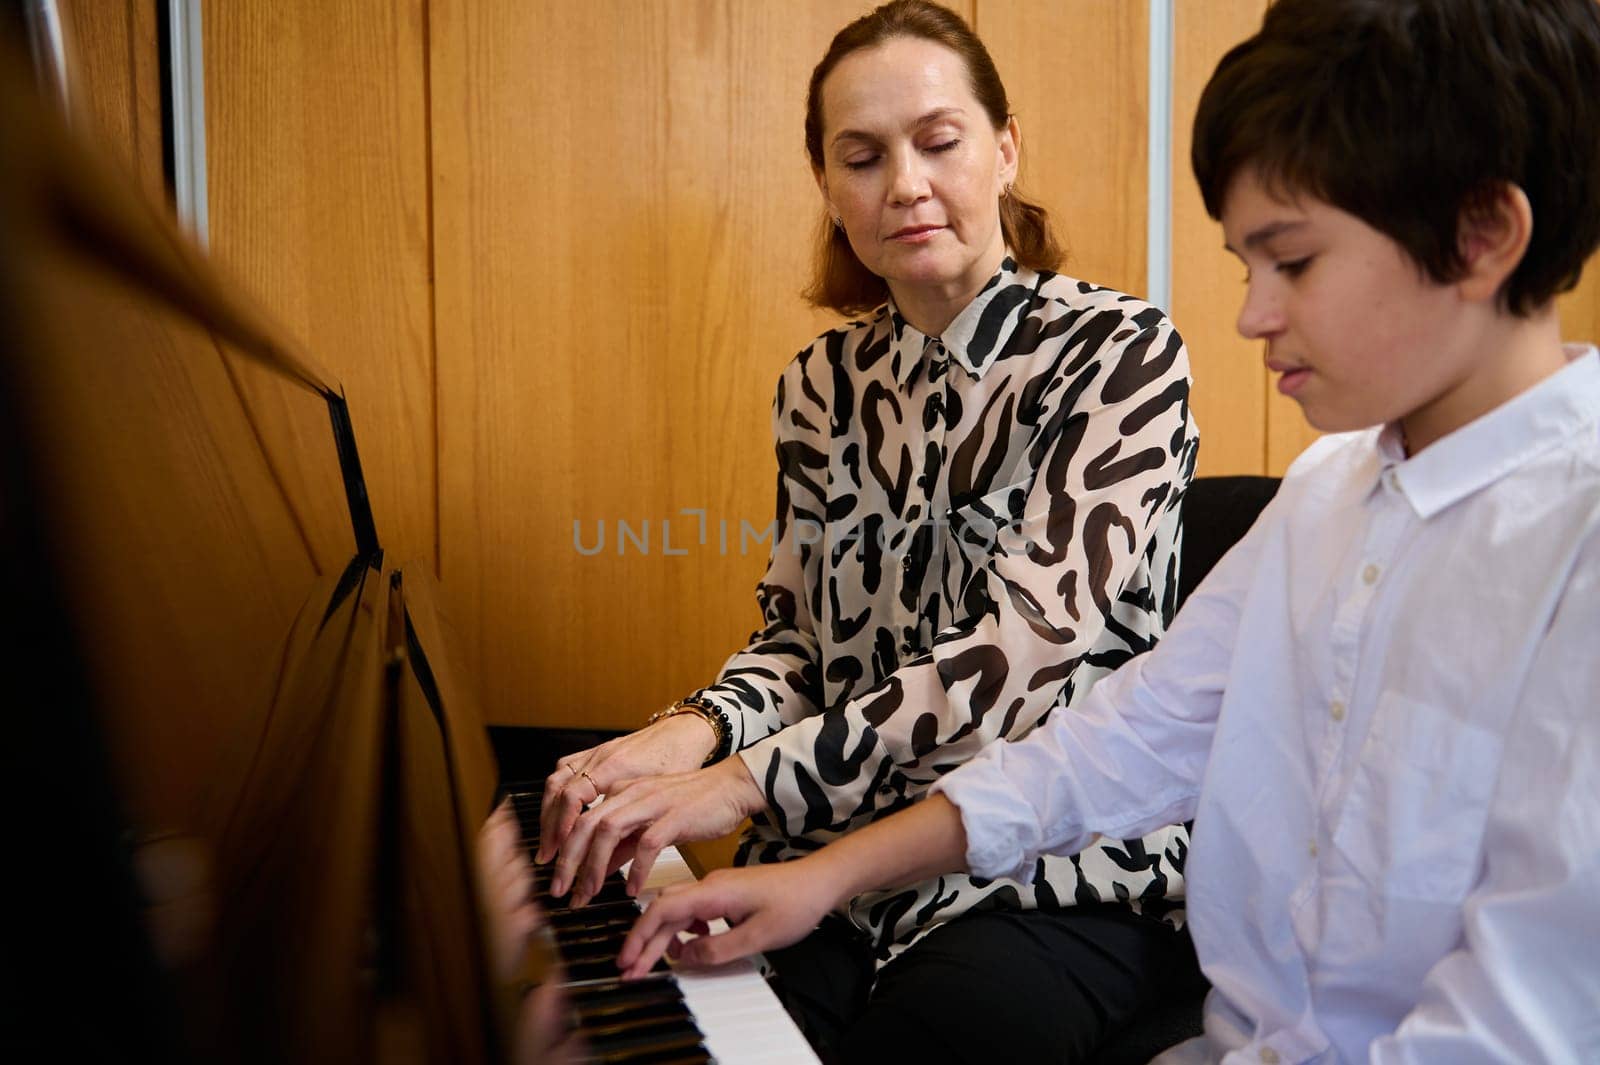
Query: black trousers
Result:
<box><xmin>766</xmin><ymin>904</ymin><xmax>1205</xmax><ymax>1065</ymax></box>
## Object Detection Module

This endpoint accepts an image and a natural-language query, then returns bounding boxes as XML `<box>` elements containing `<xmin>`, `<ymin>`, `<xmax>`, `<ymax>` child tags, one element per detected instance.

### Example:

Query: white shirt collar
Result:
<box><xmin>1379</xmin><ymin>344</ymin><xmax>1600</xmax><ymax>519</ymax></box>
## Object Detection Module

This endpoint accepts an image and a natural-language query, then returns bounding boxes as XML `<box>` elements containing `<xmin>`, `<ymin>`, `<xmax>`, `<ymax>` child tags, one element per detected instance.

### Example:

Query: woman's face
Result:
<box><xmin>817</xmin><ymin>37</ymin><xmax>1019</xmax><ymax>318</ymax></box>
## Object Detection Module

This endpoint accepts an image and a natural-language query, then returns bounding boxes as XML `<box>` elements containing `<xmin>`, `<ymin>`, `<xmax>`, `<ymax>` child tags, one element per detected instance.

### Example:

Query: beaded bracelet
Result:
<box><xmin>647</xmin><ymin>696</ymin><xmax>733</xmax><ymax>765</ymax></box>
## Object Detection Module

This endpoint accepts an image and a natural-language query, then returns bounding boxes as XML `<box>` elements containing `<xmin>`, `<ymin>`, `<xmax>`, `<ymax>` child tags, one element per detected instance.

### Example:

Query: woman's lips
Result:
<box><xmin>889</xmin><ymin>225</ymin><xmax>944</xmax><ymax>243</ymax></box>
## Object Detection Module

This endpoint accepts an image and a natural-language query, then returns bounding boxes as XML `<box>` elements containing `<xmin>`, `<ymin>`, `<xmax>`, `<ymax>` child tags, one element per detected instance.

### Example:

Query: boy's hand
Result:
<box><xmin>617</xmin><ymin>860</ymin><xmax>838</xmax><ymax>980</ymax></box>
<box><xmin>550</xmin><ymin>755</ymin><xmax>768</xmax><ymax>904</ymax></box>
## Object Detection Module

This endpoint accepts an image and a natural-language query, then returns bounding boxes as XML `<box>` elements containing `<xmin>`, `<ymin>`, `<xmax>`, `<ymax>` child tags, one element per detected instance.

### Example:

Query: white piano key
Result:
<box><xmin>628</xmin><ymin>848</ymin><xmax>820</xmax><ymax>1064</ymax></box>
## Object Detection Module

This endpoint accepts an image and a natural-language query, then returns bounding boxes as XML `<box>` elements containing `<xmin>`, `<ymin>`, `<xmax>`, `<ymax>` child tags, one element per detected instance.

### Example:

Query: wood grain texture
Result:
<box><xmin>24</xmin><ymin>245</ymin><xmax>321</xmax><ymax>831</ymax></box>
<box><xmin>1172</xmin><ymin>0</ymin><xmax>1268</xmax><ymax>476</ymax></box>
<box><xmin>1559</xmin><ymin>254</ymin><xmax>1600</xmax><ymax>349</ymax></box>
<box><xmin>58</xmin><ymin>0</ymin><xmax>165</xmax><ymax>202</ymax></box>
<box><xmin>431</xmin><ymin>0</ymin><xmax>883</xmax><ymax>729</ymax></box>
<box><xmin>977</xmin><ymin>0</ymin><xmax>1148</xmax><ymax>299</ymax></box>
<box><xmin>202</xmin><ymin>0</ymin><xmax>436</xmax><ymax>570</ymax></box>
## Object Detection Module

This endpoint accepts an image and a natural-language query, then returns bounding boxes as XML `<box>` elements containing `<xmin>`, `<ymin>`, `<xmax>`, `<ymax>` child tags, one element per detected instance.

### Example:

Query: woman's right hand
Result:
<box><xmin>536</xmin><ymin>713</ymin><xmax>719</xmax><ymax>864</ymax></box>
<box><xmin>617</xmin><ymin>859</ymin><xmax>840</xmax><ymax>980</ymax></box>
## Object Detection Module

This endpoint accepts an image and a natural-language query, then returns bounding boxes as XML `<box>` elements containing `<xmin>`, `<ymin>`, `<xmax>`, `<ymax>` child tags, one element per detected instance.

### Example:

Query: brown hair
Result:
<box><xmin>1192</xmin><ymin>0</ymin><xmax>1600</xmax><ymax>316</ymax></box>
<box><xmin>802</xmin><ymin>0</ymin><xmax>1064</xmax><ymax>316</ymax></box>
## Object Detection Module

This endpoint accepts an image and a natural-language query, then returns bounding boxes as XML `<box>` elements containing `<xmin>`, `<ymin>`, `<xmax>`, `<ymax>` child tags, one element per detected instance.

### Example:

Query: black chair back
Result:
<box><xmin>1089</xmin><ymin>474</ymin><xmax>1279</xmax><ymax>1065</ymax></box>
<box><xmin>1176</xmin><ymin>475</ymin><xmax>1281</xmax><ymax>608</ymax></box>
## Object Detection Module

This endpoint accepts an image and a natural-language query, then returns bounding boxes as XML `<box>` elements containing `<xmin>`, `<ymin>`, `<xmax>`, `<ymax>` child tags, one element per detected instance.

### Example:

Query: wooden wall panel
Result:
<box><xmin>202</xmin><ymin>1</ymin><xmax>436</xmax><ymax>570</ymax></box>
<box><xmin>1172</xmin><ymin>0</ymin><xmax>1268</xmax><ymax>476</ymax></box>
<box><xmin>58</xmin><ymin>0</ymin><xmax>165</xmax><ymax>202</ymax></box>
<box><xmin>978</xmin><ymin>0</ymin><xmax>1148</xmax><ymax>299</ymax></box>
<box><xmin>1559</xmin><ymin>255</ymin><xmax>1600</xmax><ymax>349</ymax></box>
<box><xmin>431</xmin><ymin>0</ymin><xmax>889</xmax><ymax>728</ymax></box>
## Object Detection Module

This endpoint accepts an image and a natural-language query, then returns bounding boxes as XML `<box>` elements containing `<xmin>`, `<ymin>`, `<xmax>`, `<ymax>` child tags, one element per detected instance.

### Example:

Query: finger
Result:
<box><xmin>537</xmin><ymin>750</ymin><xmax>599</xmax><ymax>860</ymax></box>
<box><xmin>618</xmin><ymin>880</ymin><xmax>725</xmax><ymax>969</ymax></box>
<box><xmin>606</xmin><ymin>831</ymin><xmax>642</xmax><ymax>880</ymax></box>
<box><xmin>625</xmin><ymin>827</ymin><xmax>669</xmax><ymax>898</ymax></box>
<box><xmin>534</xmin><ymin>784</ymin><xmax>568</xmax><ymax>865</ymax></box>
<box><xmin>663</xmin><ymin>918</ymin><xmax>710</xmax><ymax>963</ymax></box>
<box><xmin>548</xmin><ymin>805</ymin><xmax>592</xmax><ymax>899</ymax></box>
<box><xmin>620</xmin><ymin>925</ymin><xmax>681</xmax><ymax>980</ymax></box>
<box><xmin>518</xmin><ymin>984</ymin><xmax>576</xmax><ymax>1058</ymax></box>
<box><xmin>553</xmin><ymin>782</ymin><xmax>631</xmax><ymax>900</ymax></box>
<box><xmin>538</xmin><ymin>758</ymin><xmax>580</xmax><ymax>830</ymax></box>
<box><xmin>536</xmin><ymin>771</ymin><xmax>573</xmax><ymax>863</ymax></box>
<box><xmin>543</xmin><ymin>772</ymin><xmax>602</xmax><ymax>869</ymax></box>
<box><xmin>617</xmin><ymin>885</ymin><xmax>688</xmax><ymax>969</ymax></box>
<box><xmin>675</xmin><ymin>918</ymin><xmax>768</xmax><ymax>969</ymax></box>
<box><xmin>573</xmin><ymin>798</ymin><xmax>655</xmax><ymax>906</ymax></box>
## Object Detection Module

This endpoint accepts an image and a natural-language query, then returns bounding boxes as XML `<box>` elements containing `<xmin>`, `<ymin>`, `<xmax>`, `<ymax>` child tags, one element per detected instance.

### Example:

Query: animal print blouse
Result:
<box><xmin>691</xmin><ymin>256</ymin><xmax>1199</xmax><ymax>959</ymax></box>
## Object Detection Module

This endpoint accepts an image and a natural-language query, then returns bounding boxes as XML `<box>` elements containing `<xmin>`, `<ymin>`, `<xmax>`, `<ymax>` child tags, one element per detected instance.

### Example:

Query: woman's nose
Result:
<box><xmin>887</xmin><ymin>152</ymin><xmax>931</xmax><ymax>206</ymax></box>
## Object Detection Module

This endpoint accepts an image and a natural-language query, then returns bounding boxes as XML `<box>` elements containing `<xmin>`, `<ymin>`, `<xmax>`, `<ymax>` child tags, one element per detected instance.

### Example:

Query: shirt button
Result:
<box><xmin>1361</xmin><ymin>563</ymin><xmax>1381</xmax><ymax>585</ymax></box>
<box><xmin>1260</xmin><ymin>1049</ymin><xmax>1281</xmax><ymax>1065</ymax></box>
<box><xmin>1330</xmin><ymin>699</ymin><xmax>1346</xmax><ymax>722</ymax></box>
<box><xmin>1308</xmin><ymin>841</ymin><xmax>1319</xmax><ymax>858</ymax></box>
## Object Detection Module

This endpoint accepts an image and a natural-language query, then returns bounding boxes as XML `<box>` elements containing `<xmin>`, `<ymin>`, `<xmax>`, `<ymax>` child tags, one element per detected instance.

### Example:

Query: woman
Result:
<box><xmin>540</xmin><ymin>2</ymin><xmax>1200</xmax><ymax>1060</ymax></box>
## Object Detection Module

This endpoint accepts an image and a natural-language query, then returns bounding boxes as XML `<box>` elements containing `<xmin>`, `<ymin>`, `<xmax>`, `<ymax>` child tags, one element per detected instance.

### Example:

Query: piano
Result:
<box><xmin>0</xmin><ymin>35</ymin><xmax>812</xmax><ymax>1064</ymax></box>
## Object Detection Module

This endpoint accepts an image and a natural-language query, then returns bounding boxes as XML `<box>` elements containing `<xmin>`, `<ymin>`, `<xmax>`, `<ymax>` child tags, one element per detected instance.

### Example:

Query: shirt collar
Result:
<box><xmin>884</xmin><ymin>255</ymin><xmax>1037</xmax><ymax>390</ymax></box>
<box><xmin>1377</xmin><ymin>344</ymin><xmax>1600</xmax><ymax>518</ymax></box>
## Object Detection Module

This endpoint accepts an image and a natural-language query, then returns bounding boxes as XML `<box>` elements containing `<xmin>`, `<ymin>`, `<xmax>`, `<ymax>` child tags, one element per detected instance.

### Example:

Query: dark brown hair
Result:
<box><xmin>802</xmin><ymin>0</ymin><xmax>1063</xmax><ymax>316</ymax></box>
<box><xmin>1192</xmin><ymin>0</ymin><xmax>1600</xmax><ymax>316</ymax></box>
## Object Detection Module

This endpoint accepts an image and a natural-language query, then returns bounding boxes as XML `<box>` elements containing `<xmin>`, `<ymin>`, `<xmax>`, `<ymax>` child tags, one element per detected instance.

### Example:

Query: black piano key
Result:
<box><xmin>564</xmin><ymin>959</ymin><xmax>639</xmax><ymax>983</ymax></box>
<box><xmin>574</xmin><ymin>988</ymin><xmax>690</xmax><ymax>1023</ymax></box>
<box><xmin>584</xmin><ymin>1019</ymin><xmax>707</xmax><ymax>1061</ymax></box>
<box><xmin>560</xmin><ymin>947</ymin><xmax>667</xmax><ymax>977</ymax></box>
<box><xmin>501</xmin><ymin>789</ymin><xmax>708</xmax><ymax>1063</ymax></box>
<box><xmin>578</xmin><ymin>1001</ymin><xmax>697</xmax><ymax>1033</ymax></box>
<box><xmin>566</xmin><ymin>972</ymin><xmax>675</xmax><ymax>1000</ymax></box>
<box><xmin>546</xmin><ymin>901</ymin><xmax>643</xmax><ymax>927</ymax></box>
<box><xmin>555</xmin><ymin>926</ymin><xmax>635</xmax><ymax>950</ymax></box>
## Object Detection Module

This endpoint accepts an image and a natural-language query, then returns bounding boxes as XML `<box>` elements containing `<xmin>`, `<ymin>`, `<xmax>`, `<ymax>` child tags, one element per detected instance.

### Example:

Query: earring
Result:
<box><xmin>832</xmin><ymin>215</ymin><xmax>844</xmax><ymax>230</ymax></box>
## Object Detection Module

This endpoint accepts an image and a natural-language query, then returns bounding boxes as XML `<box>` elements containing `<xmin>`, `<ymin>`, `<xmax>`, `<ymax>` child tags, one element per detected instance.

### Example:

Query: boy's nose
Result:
<box><xmin>1236</xmin><ymin>285</ymin><xmax>1283</xmax><ymax>340</ymax></box>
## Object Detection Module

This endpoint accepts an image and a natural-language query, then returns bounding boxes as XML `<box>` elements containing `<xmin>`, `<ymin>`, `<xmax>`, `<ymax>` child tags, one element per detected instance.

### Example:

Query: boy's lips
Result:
<box><xmin>1274</xmin><ymin>367</ymin><xmax>1312</xmax><ymax>396</ymax></box>
<box><xmin>1266</xmin><ymin>358</ymin><xmax>1312</xmax><ymax>397</ymax></box>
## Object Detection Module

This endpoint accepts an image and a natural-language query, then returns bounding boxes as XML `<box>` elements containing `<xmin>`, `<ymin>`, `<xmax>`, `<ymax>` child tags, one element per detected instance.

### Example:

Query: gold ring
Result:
<box><xmin>565</xmin><ymin>762</ymin><xmax>579</xmax><ymax>776</ymax></box>
<box><xmin>580</xmin><ymin>770</ymin><xmax>598</xmax><ymax>790</ymax></box>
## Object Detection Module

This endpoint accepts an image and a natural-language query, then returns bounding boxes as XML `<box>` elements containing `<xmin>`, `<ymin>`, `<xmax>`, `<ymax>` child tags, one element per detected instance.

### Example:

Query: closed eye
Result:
<box><xmin>927</xmin><ymin>139</ymin><xmax>960</xmax><ymax>154</ymax></box>
<box><xmin>1276</xmin><ymin>256</ymin><xmax>1313</xmax><ymax>278</ymax></box>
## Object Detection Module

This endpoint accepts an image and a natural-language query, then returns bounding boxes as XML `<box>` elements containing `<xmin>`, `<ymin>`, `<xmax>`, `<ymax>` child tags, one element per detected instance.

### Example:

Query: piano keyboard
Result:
<box><xmin>507</xmin><ymin>787</ymin><xmax>819</xmax><ymax>1064</ymax></box>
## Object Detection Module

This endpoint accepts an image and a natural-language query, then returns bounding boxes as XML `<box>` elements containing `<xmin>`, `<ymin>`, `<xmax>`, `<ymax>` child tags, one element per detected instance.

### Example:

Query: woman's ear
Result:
<box><xmin>997</xmin><ymin>116</ymin><xmax>1021</xmax><ymax>191</ymax></box>
<box><xmin>1457</xmin><ymin>182</ymin><xmax>1533</xmax><ymax>305</ymax></box>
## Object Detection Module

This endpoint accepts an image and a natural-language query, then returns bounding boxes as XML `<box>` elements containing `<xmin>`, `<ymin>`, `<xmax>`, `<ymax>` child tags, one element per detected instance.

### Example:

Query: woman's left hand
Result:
<box><xmin>550</xmin><ymin>755</ymin><xmax>768</xmax><ymax>906</ymax></box>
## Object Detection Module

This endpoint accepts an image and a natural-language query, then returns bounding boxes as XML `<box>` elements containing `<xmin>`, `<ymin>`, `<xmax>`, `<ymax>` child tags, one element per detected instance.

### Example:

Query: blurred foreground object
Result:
<box><xmin>0</xmin><ymin>28</ymin><xmax>511</xmax><ymax>1062</ymax></box>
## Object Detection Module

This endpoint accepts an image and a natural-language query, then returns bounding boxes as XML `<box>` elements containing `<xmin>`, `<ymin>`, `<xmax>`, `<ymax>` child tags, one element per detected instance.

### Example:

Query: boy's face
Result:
<box><xmin>1221</xmin><ymin>167</ymin><xmax>1474</xmax><ymax>439</ymax></box>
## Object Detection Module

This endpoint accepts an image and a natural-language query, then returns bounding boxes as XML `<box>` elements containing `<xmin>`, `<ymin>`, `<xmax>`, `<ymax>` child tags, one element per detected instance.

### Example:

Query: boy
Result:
<box><xmin>620</xmin><ymin>1</ymin><xmax>1600</xmax><ymax>1060</ymax></box>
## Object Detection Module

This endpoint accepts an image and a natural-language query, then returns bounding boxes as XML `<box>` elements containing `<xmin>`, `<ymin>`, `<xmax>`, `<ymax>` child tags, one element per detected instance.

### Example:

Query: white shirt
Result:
<box><xmin>935</xmin><ymin>346</ymin><xmax>1600</xmax><ymax>1063</ymax></box>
